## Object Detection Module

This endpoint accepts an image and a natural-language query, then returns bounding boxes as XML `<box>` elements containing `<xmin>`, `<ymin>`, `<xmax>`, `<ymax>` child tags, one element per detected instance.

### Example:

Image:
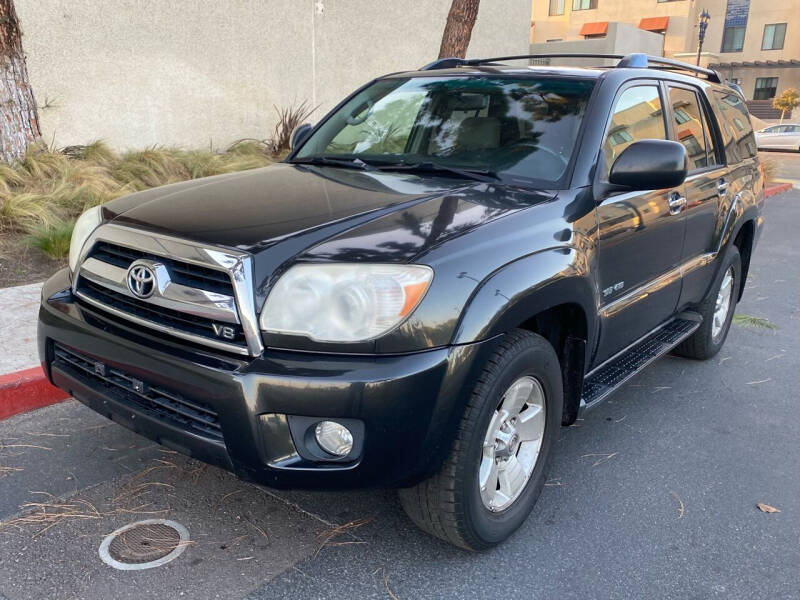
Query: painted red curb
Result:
<box><xmin>0</xmin><ymin>366</ymin><xmax>69</xmax><ymax>421</ymax></box>
<box><xmin>765</xmin><ymin>183</ymin><xmax>793</xmax><ymax>198</ymax></box>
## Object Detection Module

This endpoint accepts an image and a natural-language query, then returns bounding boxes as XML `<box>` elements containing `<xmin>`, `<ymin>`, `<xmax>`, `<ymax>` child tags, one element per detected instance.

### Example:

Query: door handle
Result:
<box><xmin>668</xmin><ymin>192</ymin><xmax>686</xmax><ymax>215</ymax></box>
<box><xmin>717</xmin><ymin>180</ymin><xmax>728</xmax><ymax>197</ymax></box>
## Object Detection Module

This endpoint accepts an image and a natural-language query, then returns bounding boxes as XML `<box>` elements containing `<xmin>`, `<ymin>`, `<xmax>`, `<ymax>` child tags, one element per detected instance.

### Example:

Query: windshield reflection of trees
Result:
<box><xmin>409</xmin><ymin>79</ymin><xmax>590</xmax><ymax>178</ymax></box>
<box><xmin>324</xmin><ymin>78</ymin><xmax>592</xmax><ymax>182</ymax></box>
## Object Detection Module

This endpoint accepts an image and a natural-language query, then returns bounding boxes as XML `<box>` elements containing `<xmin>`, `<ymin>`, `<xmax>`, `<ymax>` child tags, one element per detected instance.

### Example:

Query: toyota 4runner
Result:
<box><xmin>38</xmin><ymin>53</ymin><xmax>764</xmax><ymax>550</ymax></box>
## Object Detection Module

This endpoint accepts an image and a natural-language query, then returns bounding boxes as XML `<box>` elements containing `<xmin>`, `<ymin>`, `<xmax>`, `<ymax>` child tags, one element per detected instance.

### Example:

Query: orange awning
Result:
<box><xmin>677</xmin><ymin>128</ymin><xmax>693</xmax><ymax>140</ymax></box>
<box><xmin>639</xmin><ymin>16</ymin><xmax>669</xmax><ymax>32</ymax></box>
<box><xmin>579</xmin><ymin>21</ymin><xmax>608</xmax><ymax>37</ymax></box>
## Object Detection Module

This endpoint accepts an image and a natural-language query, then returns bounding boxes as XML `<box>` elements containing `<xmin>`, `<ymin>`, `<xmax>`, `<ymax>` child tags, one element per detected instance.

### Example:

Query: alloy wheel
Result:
<box><xmin>712</xmin><ymin>266</ymin><xmax>735</xmax><ymax>341</ymax></box>
<box><xmin>479</xmin><ymin>376</ymin><xmax>546</xmax><ymax>512</ymax></box>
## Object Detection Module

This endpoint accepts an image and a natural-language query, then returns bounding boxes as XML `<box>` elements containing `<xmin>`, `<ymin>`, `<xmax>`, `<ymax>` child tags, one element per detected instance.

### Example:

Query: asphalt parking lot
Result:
<box><xmin>1</xmin><ymin>188</ymin><xmax>798</xmax><ymax>600</ymax></box>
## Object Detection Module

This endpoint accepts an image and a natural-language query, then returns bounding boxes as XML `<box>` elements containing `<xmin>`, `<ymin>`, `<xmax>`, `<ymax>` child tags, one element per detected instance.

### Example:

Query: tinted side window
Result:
<box><xmin>603</xmin><ymin>85</ymin><xmax>665</xmax><ymax>172</ymax></box>
<box><xmin>668</xmin><ymin>87</ymin><xmax>714</xmax><ymax>170</ymax></box>
<box><xmin>710</xmin><ymin>90</ymin><xmax>757</xmax><ymax>163</ymax></box>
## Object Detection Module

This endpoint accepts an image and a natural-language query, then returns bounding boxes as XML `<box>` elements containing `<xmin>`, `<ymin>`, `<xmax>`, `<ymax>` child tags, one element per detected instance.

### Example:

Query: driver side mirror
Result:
<box><xmin>608</xmin><ymin>139</ymin><xmax>688</xmax><ymax>191</ymax></box>
<box><xmin>290</xmin><ymin>123</ymin><xmax>313</xmax><ymax>151</ymax></box>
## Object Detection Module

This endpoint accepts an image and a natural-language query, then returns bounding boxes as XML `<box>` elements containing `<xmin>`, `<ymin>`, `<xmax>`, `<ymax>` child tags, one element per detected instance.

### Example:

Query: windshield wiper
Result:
<box><xmin>290</xmin><ymin>156</ymin><xmax>375</xmax><ymax>171</ymax></box>
<box><xmin>374</xmin><ymin>161</ymin><xmax>499</xmax><ymax>183</ymax></box>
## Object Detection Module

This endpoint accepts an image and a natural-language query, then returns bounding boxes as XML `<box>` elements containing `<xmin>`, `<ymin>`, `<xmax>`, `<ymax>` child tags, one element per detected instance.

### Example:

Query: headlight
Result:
<box><xmin>68</xmin><ymin>205</ymin><xmax>103</xmax><ymax>273</ymax></box>
<box><xmin>260</xmin><ymin>264</ymin><xmax>433</xmax><ymax>342</ymax></box>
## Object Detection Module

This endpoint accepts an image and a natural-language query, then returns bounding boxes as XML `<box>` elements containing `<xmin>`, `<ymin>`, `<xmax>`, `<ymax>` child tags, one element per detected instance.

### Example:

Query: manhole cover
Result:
<box><xmin>99</xmin><ymin>519</ymin><xmax>189</xmax><ymax>571</ymax></box>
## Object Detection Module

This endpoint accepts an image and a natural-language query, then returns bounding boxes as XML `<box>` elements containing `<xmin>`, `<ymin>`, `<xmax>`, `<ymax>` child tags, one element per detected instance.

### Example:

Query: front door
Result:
<box><xmin>595</xmin><ymin>83</ymin><xmax>686</xmax><ymax>364</ymax></box>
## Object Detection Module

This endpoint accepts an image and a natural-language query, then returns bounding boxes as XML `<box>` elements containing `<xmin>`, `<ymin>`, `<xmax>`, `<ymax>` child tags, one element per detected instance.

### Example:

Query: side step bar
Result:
<box><xmin>580</xmin><ymin>316</ymin><xmax>701</xmax><ymax>410</ymax></box>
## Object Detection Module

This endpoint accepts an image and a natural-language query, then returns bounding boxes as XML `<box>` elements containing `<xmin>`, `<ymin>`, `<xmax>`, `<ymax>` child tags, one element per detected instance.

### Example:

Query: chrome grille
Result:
<box><xmin>53</xmin><ymin>343</ymin><xmax>223</xmax><ymax>441</ymax></box>
<box><xmin>73</xmin><ymin>224</ymin><xmax>263</xmax><ymax>356</ymax></box>
<box><xmin>77</xmin><ymin>278</ymin><xmax>247</xmax><ymax>346</ymax></box>
<box><xmin>91</xmin><ymin>241</ymin><xmax>235</xmax><ymax>296</ymax></box>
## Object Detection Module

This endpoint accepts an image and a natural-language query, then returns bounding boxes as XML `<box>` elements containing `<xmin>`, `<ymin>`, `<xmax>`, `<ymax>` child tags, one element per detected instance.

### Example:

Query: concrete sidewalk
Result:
<box><xmin>0</xmin><ymin>282</ymin><xmax>42</xmax><ymax>375</ymax></box>
<box><xmin>0</xmin><ymin>282</ymin><xmax>67</xmax><ymax>420</ymax></box>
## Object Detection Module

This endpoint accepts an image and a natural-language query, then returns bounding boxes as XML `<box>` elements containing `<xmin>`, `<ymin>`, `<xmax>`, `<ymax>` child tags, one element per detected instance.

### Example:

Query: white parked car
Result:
<box><xmin>755</xmin><ymin>124</ymin><xmax>800</xmax><ymax>152</ymax></box>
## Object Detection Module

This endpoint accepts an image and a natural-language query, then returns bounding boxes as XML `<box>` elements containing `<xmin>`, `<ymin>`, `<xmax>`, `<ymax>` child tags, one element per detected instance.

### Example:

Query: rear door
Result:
<box><xmin>681</xmin><ymin>88</ymin><xmax>759</xmax><ymax>306</ymax></box>
<box><xmin>594</xmin><ymin>82</ymin><xmax>686</xmax><ymax>363</ymax></box>
<box><xmin>665</xmin><ymin>83</ymin><xmax>727</xmax><ymax>307</ymax></box>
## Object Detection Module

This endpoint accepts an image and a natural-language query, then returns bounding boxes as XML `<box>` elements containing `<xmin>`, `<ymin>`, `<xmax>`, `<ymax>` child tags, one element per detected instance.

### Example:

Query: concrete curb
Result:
<box><xmin>0</xmin><ymin>366</ymin><xmax>68</xmax><ymax>421</ymax></box>
<box><xmin>765</xmin><ymin>183</ymin><xmax>793</xmax><ymax>198</ymax></box>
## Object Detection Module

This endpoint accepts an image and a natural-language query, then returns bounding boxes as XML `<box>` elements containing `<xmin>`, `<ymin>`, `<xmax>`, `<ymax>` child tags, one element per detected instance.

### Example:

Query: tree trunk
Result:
<box><xmin>438</xmin><ymin>0</ymin><xmax>480</xmax><ymax>59</ymax></box>
<box><xmin>0</xmin><ymin>0</ymin><xmax>40</xmax><ymax>163</ymax></box>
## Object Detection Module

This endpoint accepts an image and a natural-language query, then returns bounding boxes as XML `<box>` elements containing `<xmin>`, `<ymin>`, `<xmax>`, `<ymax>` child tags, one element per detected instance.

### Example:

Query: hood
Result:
<box><xmin>104</xmin><ymin>164</ymin><xmax>555</xmax><ymax>290</ymax></box>
<box><xmin>105</xmin><ymin>164</ymin><xmax>459</xmax><ymax>251</ymax></box>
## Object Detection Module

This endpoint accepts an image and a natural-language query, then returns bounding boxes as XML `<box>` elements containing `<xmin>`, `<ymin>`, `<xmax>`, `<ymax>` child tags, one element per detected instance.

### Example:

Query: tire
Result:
<box><xmin>398</xmin><ymin>330</ymin><xmax>563</xmax><ymax>550</ymax></box>
<box><xmin>673</xmin><ymin>244</ymin><xmax>741</xmax><ymax>360</ymax></box>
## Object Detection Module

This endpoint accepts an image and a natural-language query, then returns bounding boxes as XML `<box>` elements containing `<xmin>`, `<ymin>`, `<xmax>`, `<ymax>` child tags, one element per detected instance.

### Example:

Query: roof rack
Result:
<box><xmin>420</xmin><ymin>53</ymin><xmax>722</xmax><ymax>84</ymax></box>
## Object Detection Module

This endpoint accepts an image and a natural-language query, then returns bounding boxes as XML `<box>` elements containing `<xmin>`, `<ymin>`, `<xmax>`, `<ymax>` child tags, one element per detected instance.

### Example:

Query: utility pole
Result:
<box><xmin>697</xmin><ymin>10</ymin><xmax>711</xmax><ymax>67</ymax></box>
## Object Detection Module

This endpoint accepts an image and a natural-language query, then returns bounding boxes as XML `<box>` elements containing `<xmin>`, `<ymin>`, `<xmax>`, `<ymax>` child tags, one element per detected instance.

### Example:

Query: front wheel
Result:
<box><xmin>399</xmin><ymin>330</ymin><xmax>563</xmax><ymax>550</ymax></box>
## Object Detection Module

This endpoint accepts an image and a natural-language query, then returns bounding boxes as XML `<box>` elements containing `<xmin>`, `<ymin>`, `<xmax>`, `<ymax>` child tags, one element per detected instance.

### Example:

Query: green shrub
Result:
<box><xmin>25</xmin><ymin>219</ymin><xmax>75</xmax><ymax>259</ymax></box>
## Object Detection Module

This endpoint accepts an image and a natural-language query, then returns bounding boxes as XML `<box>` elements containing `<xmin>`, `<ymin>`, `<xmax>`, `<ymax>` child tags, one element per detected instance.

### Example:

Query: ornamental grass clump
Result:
<box><xmin>0</xmin><ymin>139</ymin><xmax>276</xmax><ymax>258</ymax></box>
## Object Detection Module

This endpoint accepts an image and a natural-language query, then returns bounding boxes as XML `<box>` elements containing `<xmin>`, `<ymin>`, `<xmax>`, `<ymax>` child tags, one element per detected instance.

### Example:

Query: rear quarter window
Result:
<box><xmin>709</xmin><ymin>90</ymin><xmax>757</xmax><ymax>163</ymax></box>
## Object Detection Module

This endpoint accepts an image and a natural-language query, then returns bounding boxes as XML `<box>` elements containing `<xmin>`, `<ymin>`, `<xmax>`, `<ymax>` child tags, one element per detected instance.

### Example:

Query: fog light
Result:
<box><xmin>314</xmin><ymin>421</ymin><xmax>354</xmax><ymax>457</ymax></box>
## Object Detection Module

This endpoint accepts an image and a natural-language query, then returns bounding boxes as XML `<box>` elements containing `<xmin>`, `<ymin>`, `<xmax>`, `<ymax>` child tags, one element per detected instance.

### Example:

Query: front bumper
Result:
<box><xmin>38</xmin><ymin>269</ymin><xmax>489</xmax><ymax>489</ymax></box>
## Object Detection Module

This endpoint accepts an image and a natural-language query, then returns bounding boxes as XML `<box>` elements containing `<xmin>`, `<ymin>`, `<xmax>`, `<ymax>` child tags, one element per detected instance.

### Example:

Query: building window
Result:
<box><xmin>721</xmin><ymin>26</ymin><xmax>745</xmax><ymax>52</ymax></box>
<box><xmin>608</xmin><ymin>129</ymin><xmax>633</xmax><ymax>146</ymax></box>
<box><xmin>754</xmin><ymin>77</ymin><xmax>778</xmax><ymax>100</ymax></box>
<box><xmin>674</xmin><ymin>108</ymin><xmax>691</xmax><ymax>124</ymax></box>
<box><xmin>762</xmin><ymin>23</ymin><xmax>786</xmax><ymax>50</ymax></box>
<box><xmin>549</xmin><ymin>0</ymin><xmax>565</xmax><ymax>16</ymax></box>
<box><xmin>681</xmin><ymin>134</ymin><xmax>703</xmax><ymax>158</ymax></box>
<box><xmin>572</xmin><ymin>0</ymin><xmax>597</xmax><ymax>10</ymax></box>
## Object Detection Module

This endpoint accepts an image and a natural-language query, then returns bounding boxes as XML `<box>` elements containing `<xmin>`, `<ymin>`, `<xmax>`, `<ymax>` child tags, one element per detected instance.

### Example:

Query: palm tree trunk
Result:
<box><xmin>438</xmin><ymin>0</ymin><xmax>480</xmax><ymax>59</ymax></box>
<box><xmin>0</xmin><ymin>0</ymin><xmax>40</xmax><ymax>163</ymax></box>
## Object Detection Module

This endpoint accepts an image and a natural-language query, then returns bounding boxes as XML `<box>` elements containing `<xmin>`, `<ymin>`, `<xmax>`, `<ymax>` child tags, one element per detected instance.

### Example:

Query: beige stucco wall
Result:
<box><xmin>531</xmin><ymin>0</ymin><xmax>697</xmax><ymax>56</ymax></box>
<box><xmin>530</xmin><ymin>0</ymin><xmax>799</xmax><ymax>99</ymax></box>
<box><xmin>530</xmin><ymin>22</ymin><xmax>663</xmax><ymax>65</ymax></box>
<box><xmin>16</xmin><ymin>0</ymin><xmax>531</xmax><ymax>150</ymax></box>
<box><xmin>531</xmin><ymin>0</ymin><xmax>798</xmax><ymax>61</ymax></box>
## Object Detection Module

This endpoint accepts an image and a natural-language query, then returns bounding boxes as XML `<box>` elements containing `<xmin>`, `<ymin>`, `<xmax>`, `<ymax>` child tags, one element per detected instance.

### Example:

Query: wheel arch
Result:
<box><xmin>732</xmin><ymin>218</ymin><xmax>755</xmax><ymax>302</ymax></box>
<box><xmin>452</xmin><ymin>248</ymin><xmax>597</xmax><ymax>426</ymax></box>
<box><xmin>713</xmin><ymin>182</ymin><xmax>760</xmax><ymax>303</ymax></box>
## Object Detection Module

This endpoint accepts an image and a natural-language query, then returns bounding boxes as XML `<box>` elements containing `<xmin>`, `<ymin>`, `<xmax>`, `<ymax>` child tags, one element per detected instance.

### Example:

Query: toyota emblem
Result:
<box><xmin>127</xmin><ymin>263</ymin><xmax>156</xmax><ymax>298</ymax></box>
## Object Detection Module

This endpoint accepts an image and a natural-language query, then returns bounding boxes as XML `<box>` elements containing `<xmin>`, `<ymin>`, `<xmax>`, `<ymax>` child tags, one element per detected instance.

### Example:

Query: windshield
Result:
<box><xmin>293</xmin><ymin>75</ymin><xmax>595</xmax><ymax>186</ymax></box>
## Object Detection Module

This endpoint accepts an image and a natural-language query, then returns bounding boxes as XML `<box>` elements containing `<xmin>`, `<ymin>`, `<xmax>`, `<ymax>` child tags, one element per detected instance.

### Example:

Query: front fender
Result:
<box><xmin>451</xmin><ymin>247</ymin><xmax>597</xmax><ymax>349</ymax></box>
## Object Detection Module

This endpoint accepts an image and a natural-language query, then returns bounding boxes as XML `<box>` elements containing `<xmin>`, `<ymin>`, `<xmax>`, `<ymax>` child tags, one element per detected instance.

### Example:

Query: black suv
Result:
<box><xmin>39</xmin><ymin>53</ymin><xmax>764</xmax><ymax>550</ymax></box>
